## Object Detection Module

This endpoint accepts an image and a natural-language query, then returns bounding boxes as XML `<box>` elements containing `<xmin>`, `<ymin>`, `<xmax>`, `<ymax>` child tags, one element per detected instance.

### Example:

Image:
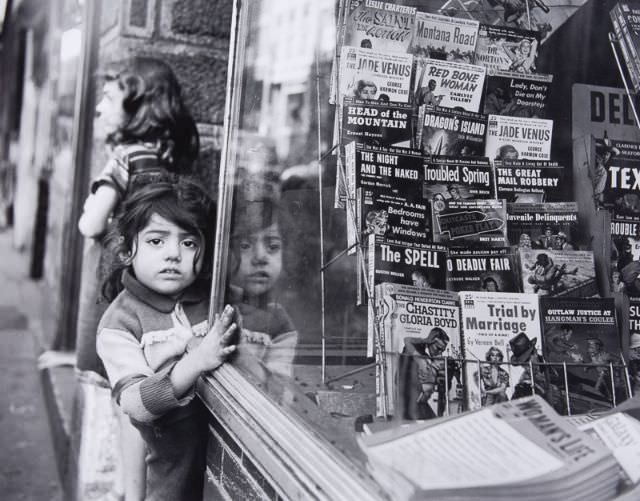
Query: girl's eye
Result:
<box><xmin>182</xmin><ymin>239</ymin><xmax>198</xmax><ymax>249</ymax></box>
<box><xmin>148</xmin><ymin>238</ymin><xmax>163</xmax><ymax>246</ymax></box>
<box><xmin>239</xmin><ymin>240</ymin><xmax>252</xmax><ymax>251</ymax></box>
<box><xmin>266</xmin><ymin>238</ymin><xmax>282</xmax><ymax>253</ymax></box>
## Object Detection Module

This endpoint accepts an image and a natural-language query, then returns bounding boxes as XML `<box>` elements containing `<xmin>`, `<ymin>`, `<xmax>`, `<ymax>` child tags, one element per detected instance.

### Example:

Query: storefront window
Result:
<box><xmin>210</xmin><ymin>0</ymin><xmax>636</xmax><ymax>483</ymax></box>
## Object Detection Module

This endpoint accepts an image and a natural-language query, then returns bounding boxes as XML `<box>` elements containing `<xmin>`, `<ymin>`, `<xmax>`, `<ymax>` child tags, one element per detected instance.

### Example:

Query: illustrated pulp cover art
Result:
<box><xmin>591</xmin><ymin>137</ymin><xmax>640</xmax><ymax>219</ymax></box>
<box><xmin>474</xmin><ymin>24</ymin><xmax>540</xmax><ymax>74</ymax></box>
<box><xmin>408</xmin><ymin>11</ymin><xmax>479</xmax><ymax>63</ymax></box>
<box><xmin>338</xmin><ymin>46</ymin><xmax>413</xmax><ymax>105</ymax></box>
<box><xmin>341</xmin><ymin>97</ymin><xmax>413</xmax><ymax>148</ymax></box>
<box><xmin>459</xmin><ymin>291</ymin><xmax>542</xmax><ymax>411</ymax></box>
<box><xmin>340</xmin><ymin>0</ymin><xmax>416</xmax><ymax>53</ymax></box>
<box><xmin>495</xmin><ymin>159</ymin><xmax>566</xmax><ymax>202</ymax></box>
<box><xmin>610</xmin><ymin>215</ymin><xmax>640</xmax><ymax>295</ymax></box>
<box><xmin>423</xmin><ymin>156</ymin><xmax>495</xmax><ymax>202</ymax></box>
<box><xmin>412</xmin><ymin>58</ymin><xmax>486</xmax><ymax>112</ymax></box>
<box><xmin>518</xmin><ymin>248</ymin><xmax>598</xmax><ymax>298</ymax></box>
<box><xmin>344</xmin><ymin>142</ymin><xmax>427</xmax><ymax>248</ymax></box>
<box><xmin>611</xmin><ymin>3</ymin><xmax>640</xmax><ymax>93</ymax></box>
<box><xmin>483</xmin><ymin>69</ymin><xmax>553</xmax><ymax>119</ymax></box>
<box><xmin>540</xmin><ymin>297</ymin><xmax>625</xmax><ymax>412</ymax></box>
<box><xmin>374</xmin><ymin>283</ymin><xmax>461</xmax><ymax>419</ymax></box>
<box><xmin>417</xmin><ymin>105</ymin><xmax>487</xmax><ymax>156</ymax></box>
<box><xmin>485</xmin><ymin>114</ymin><xmax>553</xmax><ymax>161</ymax></box>
<box><xmin>367</xmin><ymin>234</ymin><xmax>448</xmax><ymax>354</ymax></box>
<box><xmin>431</xmin><ymin>199</ymin><xmax>508</xmax><ymax>247</ymax></box>
<box><xmin>507</xmin><ymin>202</ymin><xmax>579</xmax><ymax>252</ymax></box>
<box><xmin>447</xmin><ymin>247</ymin><xmax>519</xmax><ymax>293</ymax></box>
<box><xmin>438</xmin><ymin>0</ymin><xmax>589</xmax><ymax>43</ymax></box>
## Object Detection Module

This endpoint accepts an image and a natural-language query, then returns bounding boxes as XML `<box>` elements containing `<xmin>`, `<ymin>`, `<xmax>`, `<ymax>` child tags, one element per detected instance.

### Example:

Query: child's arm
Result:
<box><xmin>78</xmin><ymin>184</ymin><xmax>119</xmax><ymax>237</ymax></box>
<box><xmin>170</xmin><ymin>305</ymin><xmax>238</xmax><ymax>397</ymax></box>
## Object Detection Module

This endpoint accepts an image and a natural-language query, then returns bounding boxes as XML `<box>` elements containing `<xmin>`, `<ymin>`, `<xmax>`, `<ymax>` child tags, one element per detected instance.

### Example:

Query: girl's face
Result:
<box><xmin>96</xmin><ymin>81</ymin><xmax>127</xmax><ymax>138</ymax></box>
<box><xmin>130</xmin><ymin>213</ymin><xmax>203</xmax><ymax>297</ymax></box>
<box><xmin>231</xmin><ymin>222</ymin><xmax>283</xmax><ymax>297</ymax></box>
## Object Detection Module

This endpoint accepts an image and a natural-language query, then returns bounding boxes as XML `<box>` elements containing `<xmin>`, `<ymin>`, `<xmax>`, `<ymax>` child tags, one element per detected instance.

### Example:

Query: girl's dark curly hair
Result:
<box><xmin>101</xmin><ymin>178</ymin><xmax>216</xmax><ymax>301</ymax></box>
<box><xmin>100</xmin><ymin>56</ymin><xmax>199</xmax><ymax>173</ymax></box>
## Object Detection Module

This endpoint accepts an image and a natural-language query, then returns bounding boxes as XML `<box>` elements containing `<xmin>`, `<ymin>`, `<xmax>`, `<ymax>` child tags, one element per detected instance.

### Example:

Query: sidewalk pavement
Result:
<box><xmin>0</xmin><ymin>228</ymin><xmax>65</xmax><ymax>500</ymax></box>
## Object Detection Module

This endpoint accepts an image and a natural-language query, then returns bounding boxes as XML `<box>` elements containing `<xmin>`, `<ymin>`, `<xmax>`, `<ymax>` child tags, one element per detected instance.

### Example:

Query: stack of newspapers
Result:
<box><xmin>611</xmin><ymin>1</ymin><xmax>640</xmax><ymax>92</ymax></box>
<box><xmin>358</xmin><ymin>395</ymin><xmax>640</xmax><ymax>500</ymax></box>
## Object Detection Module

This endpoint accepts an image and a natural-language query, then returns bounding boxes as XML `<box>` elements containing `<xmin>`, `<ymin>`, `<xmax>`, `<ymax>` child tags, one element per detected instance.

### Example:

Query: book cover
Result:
<box><xmin>368</xmin><ymin>234</ymin><xmax>448</xmax><ymax>294</ymax></box>
<box><xmin>485</xmin><ymin>114</ymin><xmax>553</xmax><ymax>161</ymax></box>
<box><xmin>341</xmin><ymin>97</ymin><xmax>413</xmax><ymax>148</ymax></box>
<box><xmin>474</xmin><ymin>24</ymin><xmax>540</xmax><ymax>74</ymax></box>
<box><xmin>518</xmin><ymin>248</ymin><xmax>598</xmax><ymax>298</ymax></box>
<box><xmin>431</xmin><ymin>199</ymin><xmax>508</xmax><ymax>248</ymax></box>
<box><xmin>344</xmin><ymin>142</ymin><xmax>427</xmax><ymax>247</ymax></box>
<box><xmin>338</xmin><ymin>46</ymin><xmax>413</xmax><ymax>104</ymax></box>
<box><xmin>417</xmin><ymin>105</ymin><xmax>487</xmax><ymax>156</ymax></box>
<box><xmin>483</xmin><ymin>69</ymin><xmax>553</xmax><ymax>118</ymax></box>
<box><xmin>495</xmin><ymin>159</ymin><xmax>566</xmax><ymax>202</ymax></box>
<box><xmin>617</xmin><ymin>2</ymin><xmax>640</xmax><ymax>67</ymax></box>
<box><xmin>367</xmin><ymin>234</ymin><xmax>448</xmax><ymax>355</ymax></box>
<box><xmin>408</xmin><ymin>12</ymin><xmax>478</xmax><ymax>63</ymax></box>
<box><xmin>374</xmin><ymin>283</ymin><xmax>461</xmax><ymax>419</ymax></box>
<box><xmin>507</xmin><ymin>202</ymin><xmax>579</xmax><ymax>252</ymax></box>
<box><xmin>540</xmin><ymin>297</ymin><xmax>625</xmax><ymax>411</ymax></box>
<box><xmin>423</xmin><ymin>155</ymin><xmax>495</xmax><ymax>202</ymax></box>
<box><xmin>610</xmin><ymin>215</ymin><xmax>640</xmax><ymax>295</ymax></box>
<box><xmin>447</xmin><ymin>247</ymin><xmax>519</xmax><ymax>293</ymax></box>
<box><xmin>341</xmin><ymin>0</ymin><xmax>416</xmax><ymax>53</ymax></box>
<box><xmin>412</xmin><ymin>58</ymin><xmax>486</xmax><ymax>112</ymax></box>
<box><xmin>592</xmin><ymin>137</ymin><xmax>640</xmax><ymax>218</ymax></box>
<box><xmin>459</xmin><ymin>291</ymin><xmax>542</xmax><ymax>411</ymax></box>
<box><xmin>611</xmin><ymin>5</ymin><xmax>640</xmax><ymax>92</ymax></box>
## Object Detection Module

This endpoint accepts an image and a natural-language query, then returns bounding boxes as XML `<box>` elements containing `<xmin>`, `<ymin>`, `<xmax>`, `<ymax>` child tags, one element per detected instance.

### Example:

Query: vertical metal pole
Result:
<box><xmin>609</xmin><ymin>362</ymin><xmax>617</xmax><ymax>408</ymax></box>
<box><xmin>444</xmin><ymin>355</ymin><xmax>449</xmax><ymax>416</ymax></box>
<box><xmin>529</xmin><ymin>359</ymin><xmax>535</xmax><ymax>396</ymax></box>
<box><xmin>314</xmin><ymin>48</ymin><xmax>327</xmax><ymax>384</ymax></box>
<box><xmin>563</xmin><ymin>362</ymin><xmax>571</xmax><ymax>416</ymax></box>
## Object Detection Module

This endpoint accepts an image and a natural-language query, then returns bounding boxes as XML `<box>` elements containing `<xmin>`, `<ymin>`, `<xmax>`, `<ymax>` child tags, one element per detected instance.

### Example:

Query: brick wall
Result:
<box><xmin>204</xmin><ymin>414</ymin><xmax>285</xmax><ymax>501</ymax></box>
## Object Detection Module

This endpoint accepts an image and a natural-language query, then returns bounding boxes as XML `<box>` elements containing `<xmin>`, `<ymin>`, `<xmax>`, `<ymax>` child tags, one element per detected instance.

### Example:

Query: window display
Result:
<box><xmin>206</xmin><ymin>0</ymin><xmax>640</xmax><ymax>498</ymax></box>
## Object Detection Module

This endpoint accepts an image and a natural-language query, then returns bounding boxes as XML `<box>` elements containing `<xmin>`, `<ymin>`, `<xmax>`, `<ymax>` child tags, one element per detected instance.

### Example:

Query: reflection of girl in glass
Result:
<box><xmin>229</xmin><ymin>196</ymin><xmax>298</xmax><ymax>377</ymax></box>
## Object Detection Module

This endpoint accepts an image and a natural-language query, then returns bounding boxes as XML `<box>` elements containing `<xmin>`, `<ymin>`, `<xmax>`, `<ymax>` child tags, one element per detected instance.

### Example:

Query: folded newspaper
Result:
<box><xmin>358</xmin><ymin>395</ymin><xmax>620</xmax><ymax>500</ymax></box>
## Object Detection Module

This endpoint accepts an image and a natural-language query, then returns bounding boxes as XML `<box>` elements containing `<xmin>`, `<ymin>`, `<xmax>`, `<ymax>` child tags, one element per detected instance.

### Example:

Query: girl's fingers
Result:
<box><xmin>222</xmin><ymin>345</ymin><xmax>236</xmax><ymax>356</ymax></box>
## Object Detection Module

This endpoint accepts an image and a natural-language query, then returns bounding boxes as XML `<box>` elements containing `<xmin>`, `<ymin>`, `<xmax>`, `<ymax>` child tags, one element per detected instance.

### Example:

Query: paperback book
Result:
<box><xmin>483</xmin><ymin>69</ymin><xmax>553</xmax><ymax>118</ymax></box>
<box><xmin>592</xmin><ymin>137</ymin><xmax>640</xmax><ymax>218</ymax></box>
<box><xmin>338</xmin><ymin>46</ymin><xmax>413</xmax><ymax>105</ymax></box>
<box><xmin>374</xmin><ymin>283</ymin><xmax>461</xmax><ymax>418</ymax></box>
<box><xmin>518</xmin><ymin>248</ymin><xmax>598</xmax><ymax>298</ymax></box>
<box><xmin>446</xmin><ymin>247</ymin><xmax>519</xmax><ymax>293</ymax></box>
<box><xmin>423</xmin><ymin>155</ymin><xmax>495</xmax><ymax>202</ymax></box>
<box><xmin>459</xmin><ymin>291</ymin><xmax>542</xmax><ymax>410</ymax></box>
<box><xmin>340</xmin><ymin>0</ymin><xmax>417</xmax><ymax>53</ymax></box>
<box><xmin>367</xmin><ymin>235</ymin><xmax>448</xmax><ymax>355</ymax></box>
<box><xmin>341</xmin><ymin>97</ymin><xmax>413</xmax><ymax>148</ymax></box>
<box><xmin>474</xmin><ymin>24</ymin><xmax>540</xmax><ymax>74</ymax></box>
<box><xmin>507</xmin><ymin>202</ymin><xmax>579</xmax><ymax>251</ymax></box>
<box><xmin>431</xmin><ymin>199</ymin><xmax>508</xmax><ymax>248</ymax></box>
<box><xmin>417</xmin><ymin>105</ymin><xmax>487</xmax><ymax>157</ymax></box>
<box><xmin>412</xmin><ymin>58</ymin><xmax>486</xmax><ymax>112</ymax></box>
<box><xmin>540</xmin><ymin>297</ymin><xmax>624</xmax><ymax>412</ymax></box>
<box><xmin>344</xmin><ymin>142</ymin><xmax>427</xmax><ymax>248</ymax></box>
<box><xmin>495</xmin><ymin>159</ymin><xmax>566</xmax><ymax>202</ymax></box>
<box><xmin>408</xmin><ymin>11</ymin><xmax>478</xmax><ymax>63</ymax></box>
<box><xmin>485</xmin><ymin>114</ymin><xmax>553</xmax><ymax>161</ymax></box>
